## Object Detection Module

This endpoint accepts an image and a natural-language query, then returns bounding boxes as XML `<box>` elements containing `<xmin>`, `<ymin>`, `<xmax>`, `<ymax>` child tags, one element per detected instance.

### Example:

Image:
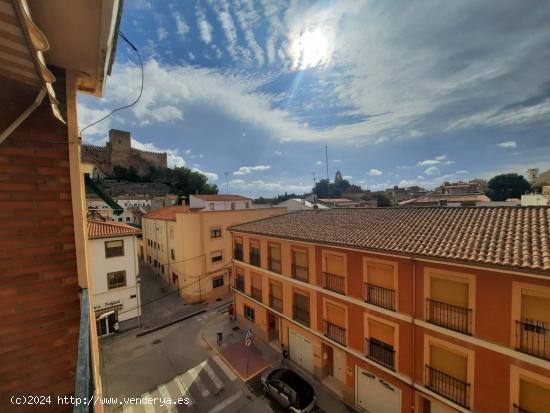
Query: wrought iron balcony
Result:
<box><xmin>235</xmin><ymin>277</ymin><xmax>245</xmax><ymax>293</ymax></box>
<box><xmin>293</xmin><ymin>305</ymin><xmax>310</xmax><ymax>327</ymax></box>
<box><xmin>324</xmin><ymin>320</ymin><xmax>346</xmax><ymax>346</ymax></box>
<box><xmin>74</xmin><ymin>288</ymin><xmax>94</xmax><ymax>413</ymax></box>
<box><xmin>513</xmin><ymin>404</ymin><xmax>532</xmax><ymax>413</ymax></box>
<box><xmin>233</xmin><ymin>245</ymin><xmax>243</xmax><ymax>261</ymax></box>
<box><xmin>426</xmin><ymin>298</ymin><xmax>472</xmax><ymax>335</ymax></box>
<box><xmin>365</xmin><ymin>338</ymin><xmax>395</xmax><ymax>370</ymax></box>
<box><xmin>268</xmin><ymin>258</ymin><xmax>282</xmax><ymax>273</ymax></box>
<box><xmin>515</xmin><ymin>320</ymin><xmax>550</xmax><ymax>361</ymax></box>
<box><xmin>251</xmin><ymin>286</ymin><xmax>262</xmax><ymax>302</ymax></box>
<box><xmin>323</xmin><ymin>272</ymin><xmax>345</xmax><ymax>294</ymax></box>
<box><xmin>292</xmin><ymin>264</ymin><xmax>309</xmax><ymax>282</ymax></box>
<box><xmin>364</xmin><ymin>283</ymin><xmax>396</xmax><ymax>311</ymax></box>
<box><xmin>269</xmin><ymin>294</ymin><xmax>283</xmax><ymax>312</ymax></box>
<box><xmin>425</xmin><ymin>365</ymin><xmax>470</xmax><ymax>408</ymax></box>
<box><xmin>249</xmin><ymin>251</ymin><xmax>261</xmax><ymax>267</ymax></box>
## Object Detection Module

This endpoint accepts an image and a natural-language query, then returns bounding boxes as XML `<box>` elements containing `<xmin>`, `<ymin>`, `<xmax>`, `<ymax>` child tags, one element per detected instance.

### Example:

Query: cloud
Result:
<box><xmin>333</xmin><ymin>159</ymin><xmax>342</xmax><ymax>163</ymax></box>
<box><xmin>274</xmin><ymin>150</ymin><xmax>283</xmax><ymax>156</ymax></box>
<box><xmin>497</xmin><ymin>140</ymin><xmax>517</xmax><ymax>148</ymax></box>
<box><xmin>435</xmin><ymin>155</ymin><xmax>447</xmax><ymax>161</ymax></box>
<box><xmin>374</xmin><ymin>136</ymin><xmax>389</xmax><ymax>144</ymax></box>
<box><xmin>196</xmin><ymin>6</ymin><xmax>213</xmax><ymax>44</ymax></box>
<box><xmin>185</xmin><ymin>149</ymin><xmax>192</xmax><ymax>154</ymax></box>
<box><xmin>417</xmin><ymin>155</ymin><xmax>455</xmax><ymax>166</ymax></box>
<box><xmin>456</xmin><ymin>170</ymin><xmax>469</xmax><ymax>174</ymax></box>
<box><xmin>191</xmin><ymin>167</ymin><xmax>218</xmax><ymax>181</ymax></box>
<box><xmin>228</xmin><ymin>178</ymin><xmax>311</xmax><ymax>196</ymax></box>
<box><xmin>424</xmin><ymin>166</ymin><xmax>441</xmax><ymax>176</ymax></box>
<box><xmin>417</xmin><ymin>159</ymin><xmax>440</xmax><ymax>166</ymax></box>
<box><xmin>157</xmin><ymin>27</ymin><xmax>168</xmax><ymax>41</ymax></box>
<box><xmin>233</xmin><ymin>165</ymin><xmax>272</xmax><ymax>175</ymax></box>
<box><xmin>316</xmin><ymin>160</ymin><xmax>323</xmax><ymax>165</ymax></box>
<box><xmin>149</xmin><ymin>105</ymin><xmax>183</xmax><ymax>123</ymax></box>
<box><xmin>368</xmin><ymin>169</ymin><xmax>383</xmax><ymax>176</ymax></box>
<box><xmin>77</xmin><ymin>104</ymin><xmax>114</xmax><ymax>138</ymax></box>
<box><xmin>174</xmin><ymin>12</ymin><xmax>190</xmax><ymax>38</ymax></box>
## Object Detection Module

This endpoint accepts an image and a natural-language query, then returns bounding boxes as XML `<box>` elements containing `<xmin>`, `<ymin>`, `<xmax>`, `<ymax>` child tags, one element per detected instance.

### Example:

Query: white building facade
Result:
<box><xmin>87</xmin><ymin>220</ymin><xmax>142</xmax><ymax>335</ymax></box>
<box><xmin>189</xmin><ymin>194</ymin><xmax>252</xmax><ymax>211</ymax></box>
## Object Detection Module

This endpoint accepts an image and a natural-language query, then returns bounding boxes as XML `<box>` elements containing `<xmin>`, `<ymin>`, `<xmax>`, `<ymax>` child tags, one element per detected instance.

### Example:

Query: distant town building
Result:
<box><xmin>434</xmin><ymin>179</ymin><xmax>487</xmax><ymax>195</ymax></box>
<box><xmin>87</xmin><ymin>220</ymin><xmax>142</xmax><ymax>334</ymax></box>
<box><xmin>521</xmin><ymin>194</ymin><xmax>549</xmax><ymax>206</ymax></box>
<box><xmin>277</xmin><ymin>198</ymin><xmax>330</xmax><ymax>211</ymax></box>
<box><xmin>142</xmin><ymin>205</ymin><xmax>286</xmax><ymax>303</ymax></box>
<box><xmin>527</xmin><ymin>167</ymin><xmax>550</xmax><ymax>187</ymax></box>
<box><xmin>318</xmin><ymin>198</ymin><xmax>376</xmax><ymax>208</ymax></box>
<box><xmin>385</xmin><ymin>185</ymin><xmax>428</xmax><ymax>204</ymax></box>
<box><xmin>399</xmin><ymin>193</ymin><xmax>490</xmax><ymax>207</ymax></box>
<box><xmin>82</xmin><ymin>129</ymin><xmax>168</xmax><ymax>177</ymax></box>
<box><xmin>87</xmin><ymin>195</ymin><xmax>151</xmax><ymax>224</ymax></box>
<box><xmin>189</xmin><ymin>194</ymin><xmax>252</xmax><ymax>211</ymax></box>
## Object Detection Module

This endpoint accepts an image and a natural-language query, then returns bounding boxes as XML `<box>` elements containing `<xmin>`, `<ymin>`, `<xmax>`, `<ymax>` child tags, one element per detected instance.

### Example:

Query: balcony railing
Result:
<box><xmin>516</xmin><ymin>320</ymin><xmax>550</xmax><ymax>361</ymax></box>
<box><xmin>513</xmin><ymin>404</ymin><xmax>532</xmax><ymax>413</ymax></box>
<box><xmin>251</xmin><ymin>287</ymin><xmax>262</xmax><ymax>302</ymax></box>
<box><xmin>364</xmin><ymin>283</ymin><xmax>395</xmax><ymax>311</ymax></box>
<box><xmin>324</xmin><ymin>320</ymin><xmax>346</xmax><ymax>346</ymax></box>
<box><xmin>250</xmin><ymin>251</ymin><xmax>261</xmax><ymax>267</ymax></box>
<box><xmin>234</xmin><ymin>246</ymin><xmax>243</xmax><ymax>261</ymax></box>
<box><xmin>292</xmin><ymin>264</ymin><xmax>308</xmax><ymax>282</ymax></box>
<box><xmin>293</xmin><ymin>305</ymin><xmax>310</xmax><ymax>326</ymax></box>
<box><xmin>268</xmin><ymin>258</ymin><xmax>282</xmax><ymax>273</ymax></box>
<box><xmin>75</xmin><ymin>289</ymin><xmax>94</xmax><ymax>413</ymax></box>
<box><xmin>425</xmin><ymin>365</ymin><xmax>470</xmax><ymax>408</ymax></box>
<box><xmin>426</xmin><ymin>298</ymin><xmax>472</xmax><ymax>335</ymax></box>
<box><xmin>235</xmin><ymin>278</ymin><xmax>245</xmax><ymax>293</ymax></box>
<box><xmin>269</xmin><ymin>295</ymin><xmax>283</xmax><ymax>312</ymax></box>
<box><xmin>365</xmin><ymin>338</ymin><xmax>395</xmax><ymax>370</ymax></box>
<box><xmin>323</xmin><ymin>272</ymin><xmax>345</xmax><ymax>294</ymax></box>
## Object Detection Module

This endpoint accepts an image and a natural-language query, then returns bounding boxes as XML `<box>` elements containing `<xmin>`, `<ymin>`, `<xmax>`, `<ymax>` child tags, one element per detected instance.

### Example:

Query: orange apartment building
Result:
<box><xmin>229</xmin><ymin>207</ymin><xmax>550</xmax><ymax>413</ymax></box>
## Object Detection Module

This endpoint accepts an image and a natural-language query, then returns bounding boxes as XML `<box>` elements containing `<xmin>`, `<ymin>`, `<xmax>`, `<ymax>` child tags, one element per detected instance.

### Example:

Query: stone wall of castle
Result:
<box><xmin>82</xmin><ymin>129</ymin><xmax>167</xmax><ymax>176</ymax></box>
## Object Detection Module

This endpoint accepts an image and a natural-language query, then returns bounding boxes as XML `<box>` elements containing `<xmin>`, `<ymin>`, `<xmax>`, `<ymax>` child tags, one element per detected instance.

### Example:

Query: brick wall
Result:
<box><xmin>0</xmin><ymin>70</ymin><xmax>80</xmax><ymax>412</ymax></box>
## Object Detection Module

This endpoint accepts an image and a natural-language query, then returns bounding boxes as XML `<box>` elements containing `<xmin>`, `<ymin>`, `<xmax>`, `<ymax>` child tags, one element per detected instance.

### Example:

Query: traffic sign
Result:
<box><xmin>244</xmin><ymin>328</ymin><xmax>252</xmax><ymax>339</ymax></box>
<box><xmin>245</xmin><ymin>338</ymin><xmax>251</xmax><ymax>347</ymax></box>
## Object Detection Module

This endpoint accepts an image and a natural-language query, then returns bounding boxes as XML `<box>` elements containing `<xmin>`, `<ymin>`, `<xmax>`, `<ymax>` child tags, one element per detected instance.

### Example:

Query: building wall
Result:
<box><xmin>231</xmin><ymin>233</ymin><xmax>550</xmax><ymax>413</ymax></box>
<box><xmin>88</xmin><ymin>236</ymin><xmax>140</xmax><ymax>323</ymax></box>
<box><xmin>142</xmin><ymin>207</ymin><xmax>286</xmax><ymax>303</ymax></box>
<box><xmin>189</xmin><ymin>196</ymin><xmax>251</xmax><ymax>211</ymax></box>
<box><xmin>0</xmin><ymin>70</ymin><xmax>83</xmax><ymax>411</ymax></box>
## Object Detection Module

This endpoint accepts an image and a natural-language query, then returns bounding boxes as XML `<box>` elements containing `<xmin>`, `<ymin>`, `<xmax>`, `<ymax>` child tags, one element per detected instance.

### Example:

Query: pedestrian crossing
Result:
<box><xmin>111</xmin><ymin>355</ymin><xmax>242</xmax><ymax>413</ymax></box>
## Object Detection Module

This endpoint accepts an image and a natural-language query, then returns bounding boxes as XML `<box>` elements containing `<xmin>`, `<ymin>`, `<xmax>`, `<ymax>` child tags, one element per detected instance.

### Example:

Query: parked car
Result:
<box><xmin>260</xmin><ymin>367</ymin><xmax>316</xmax><ymax>412</ymax></box>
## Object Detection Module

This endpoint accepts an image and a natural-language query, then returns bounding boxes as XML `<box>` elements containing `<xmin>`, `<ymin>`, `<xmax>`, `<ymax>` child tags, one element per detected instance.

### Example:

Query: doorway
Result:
<box><xmin>96</xmin><ymin>311</ymin><xmax>117</xmax><ymax>336</ymax></box>
<box><xmin>267</xmin><ymin>312</ymin><xmax>279</xmax><ymax>341</ymax></box>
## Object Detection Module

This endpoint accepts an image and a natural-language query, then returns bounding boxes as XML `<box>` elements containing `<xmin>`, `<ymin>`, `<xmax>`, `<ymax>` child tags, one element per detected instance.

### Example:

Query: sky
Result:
<box><xmin>78</xmin><ymin>0</ymin><xmax>550</xmax><ymax>198</ymax></box>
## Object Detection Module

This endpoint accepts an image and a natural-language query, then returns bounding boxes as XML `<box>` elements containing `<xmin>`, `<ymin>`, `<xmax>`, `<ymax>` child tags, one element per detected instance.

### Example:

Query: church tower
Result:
<box><xmin>335</xmin><ymin>170</ymin><xmax>343</xmax><ymax>183</ymax></box>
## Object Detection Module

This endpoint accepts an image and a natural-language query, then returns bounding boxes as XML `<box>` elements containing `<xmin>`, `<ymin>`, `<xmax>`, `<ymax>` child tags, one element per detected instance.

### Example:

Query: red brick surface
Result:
<box><xmin>0</xmin><ymin>70</ymin><xmax>80</xmax><ymax>413</ymax></box>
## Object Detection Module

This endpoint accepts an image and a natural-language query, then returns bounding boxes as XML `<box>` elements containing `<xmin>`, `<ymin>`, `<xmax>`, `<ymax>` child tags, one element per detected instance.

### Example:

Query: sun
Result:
<box><xmin>290</xmin><ymin>28</ymin><xmax>332</xmax><ymax>70</ymax></box>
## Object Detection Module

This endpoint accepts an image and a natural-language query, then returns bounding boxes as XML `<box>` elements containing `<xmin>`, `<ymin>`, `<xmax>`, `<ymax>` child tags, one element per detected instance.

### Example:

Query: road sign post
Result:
<box><xmin>244</xmin><ymin>331</ymin><xmax>252</xmax><ymax>377</ymax></box>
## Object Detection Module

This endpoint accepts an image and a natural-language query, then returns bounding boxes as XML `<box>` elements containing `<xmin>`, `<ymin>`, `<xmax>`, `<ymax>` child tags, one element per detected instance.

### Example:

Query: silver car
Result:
<box><xmin>260</xmin><ymin>367</ymin><xmax>317</xmax><ymax>413</ymax></box>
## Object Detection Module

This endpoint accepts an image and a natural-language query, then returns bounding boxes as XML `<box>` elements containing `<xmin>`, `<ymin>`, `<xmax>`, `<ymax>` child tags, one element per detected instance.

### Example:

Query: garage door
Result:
<box><xmin>356</xmin><ymin>367</ymin><xmax>401</xmax><ymax>413</ymax></box>
<box><xmin>288</xmin><ymin>329</ymin><xmax>314</xmax><ymax>374</ymax></box>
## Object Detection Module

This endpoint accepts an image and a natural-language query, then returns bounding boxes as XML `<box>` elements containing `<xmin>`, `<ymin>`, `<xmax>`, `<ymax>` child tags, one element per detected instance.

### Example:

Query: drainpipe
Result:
<box><xmin>0</xmin><ymin>88</ymin><xmax>46</xmax><ymax>144</ymax></box>
<box><xmin>411</xmin><ymin>256</ymin><xmax>417</xmax><ymax>409</ymax></box>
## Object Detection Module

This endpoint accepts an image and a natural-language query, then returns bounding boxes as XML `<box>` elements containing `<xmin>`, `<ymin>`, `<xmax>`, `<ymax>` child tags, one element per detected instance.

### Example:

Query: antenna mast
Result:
<box><xmin>325</xmin><ymin>145</ymin><xmax>330</xmax><ymax>198</ymax></box>
<box><xmin>224</xmin><ymin>172</ymin><xmax>229</xmax><ymax>194</ymax></box>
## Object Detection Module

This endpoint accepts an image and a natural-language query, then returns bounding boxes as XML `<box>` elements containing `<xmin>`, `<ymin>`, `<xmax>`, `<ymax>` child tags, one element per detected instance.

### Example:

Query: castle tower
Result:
<box><xmin>108</xmin><ymin>129</ymin><xmax>132</xmax><ymax>165</ymax></box>
<box><xmin>335</xmin><ymin>170</ymin><xmax>343</xmax><ymax>183</ymax></box>
<box><xmin>527</xmin><ymin>168</ymin><xmax>539</xmax><ymax>185</ymax></box>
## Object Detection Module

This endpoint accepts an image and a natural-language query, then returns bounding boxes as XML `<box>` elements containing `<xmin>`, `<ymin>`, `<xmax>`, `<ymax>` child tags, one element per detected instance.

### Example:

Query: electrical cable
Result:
<box><xmin>79</xmin><ymin>31</ymin><xmax>143</xmax><ymax>137</ymax></box>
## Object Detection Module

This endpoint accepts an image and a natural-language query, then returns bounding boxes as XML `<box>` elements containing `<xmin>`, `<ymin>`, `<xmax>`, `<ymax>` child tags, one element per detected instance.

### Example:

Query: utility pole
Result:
<box><xmin>224</xmin><ymin>172</ymin><xmax>229</xmax><ymax>194</ymax></box>
<box><xmin>325</xmin><ymin>145</ymin><xmax>330</xmax><ymax>198</ymax></box>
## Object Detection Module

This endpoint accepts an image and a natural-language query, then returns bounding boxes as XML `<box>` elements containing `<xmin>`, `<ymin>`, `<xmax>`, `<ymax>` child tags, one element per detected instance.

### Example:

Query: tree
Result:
<box><xmin>374</xmin><ymin>193</ymin><xmax>392</xmax><ymax>207</ymax></box>
<box><xmin>312</xmin><ymin>178</ymin><xmax>352</xmax><ymax>198</ymax></box>
<box><xmin>487</xmin><ymin>173</ymin><xmax>530</xmax><ymax>201</ymax></box>
<box><xmin>112</xmin><ymin>165</ymin><xmax>128</xmax><ymax>181</ymax></box>
<box><xmin>170</xmin><ymin>166</ymin><xmax>218</xmax><ymax>196</ymax></box>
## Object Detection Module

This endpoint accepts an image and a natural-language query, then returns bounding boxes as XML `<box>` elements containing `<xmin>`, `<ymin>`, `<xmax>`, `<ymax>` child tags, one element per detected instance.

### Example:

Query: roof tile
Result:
<box><xmin>88</xmin><ymin>220</ymin><xmax>141</xmax><ymax>239</ymax></box>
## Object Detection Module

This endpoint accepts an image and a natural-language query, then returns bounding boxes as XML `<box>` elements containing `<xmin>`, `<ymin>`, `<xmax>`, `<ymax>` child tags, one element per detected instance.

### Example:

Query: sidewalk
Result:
<box><xmin>202</xmin><ymin>315</ymin><xmax>356</xmax><ymax>413</ymax></box>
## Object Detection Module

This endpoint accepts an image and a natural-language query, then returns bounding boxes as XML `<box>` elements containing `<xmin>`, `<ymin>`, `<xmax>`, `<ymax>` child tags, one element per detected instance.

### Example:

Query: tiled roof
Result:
<box><xmin>88</xmin><ymin>220</ymin><xmax>141</xmax><ymax>239</ymax></box>
<box><xmin>399</xmin><ymin>193</ymin><xmax>490</xmax><ymax>205</ymax></box>
<box><xmin>229</xmin><ymin>207</ymin><xmax>550</xmax><ymax>273</ymax></box>
<box><xmin>144</xmin><ymin>205</ymin><xmax>191</xmax><ymax>220</ymax></box>
<box><xmin>192</xmin><ymin>194</ymin><xmax>251</xmax><ymax>201</ymax></box>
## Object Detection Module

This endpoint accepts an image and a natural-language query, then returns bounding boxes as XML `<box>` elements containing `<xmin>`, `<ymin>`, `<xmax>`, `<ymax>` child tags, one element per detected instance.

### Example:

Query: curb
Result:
<box><xmin>136</xmin><ymin>309</ymin><xmax>207</xmax><ymax>337</ymax></box>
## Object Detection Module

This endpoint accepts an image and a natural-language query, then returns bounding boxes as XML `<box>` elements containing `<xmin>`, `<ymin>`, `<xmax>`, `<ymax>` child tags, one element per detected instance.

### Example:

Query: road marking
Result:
<box><xmin>173</xmin><ymin>376</ymin><xmax>194</xmax><ymax>407</ymax></box>
<box><xmin>142</xmin><ymin>393</ymin><xmax>156</xmax><ymax>413</ymax></box>
<box><xmin>211</xmin><ymin>355</ymin><xmax>237</xmax><ymax>381</ymax></box>
<box><xmin>181</xmin><ymin>366</ymin><xmax>210</xmax><ymax>398</ymax></box>
<box><xmin>203</xmin><ymin>362</ymin><xmax>224</xmax><ymax>391</ymax></box>
<box><xmin>207</xmin><ymin>391</ymin><xmax>243</xmax><ymax>413</ymax></box>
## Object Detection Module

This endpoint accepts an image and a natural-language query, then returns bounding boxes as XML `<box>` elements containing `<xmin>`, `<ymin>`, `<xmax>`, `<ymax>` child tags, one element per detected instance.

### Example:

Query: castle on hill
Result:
<box><xmin>82</xmin><ymin>129</ymin><xmax>167</xmax><ymax>177</ymax></box>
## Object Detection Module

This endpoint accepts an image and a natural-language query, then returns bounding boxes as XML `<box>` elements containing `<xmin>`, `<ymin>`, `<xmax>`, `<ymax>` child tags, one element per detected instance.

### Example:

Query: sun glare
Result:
<box><xmin>290</xmin><ymin>28</ymin><xmax>332</xmax><ymax>70</ymax></box>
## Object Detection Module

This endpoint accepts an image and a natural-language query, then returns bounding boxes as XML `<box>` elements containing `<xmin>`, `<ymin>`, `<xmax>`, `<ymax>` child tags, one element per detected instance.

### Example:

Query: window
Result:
<box><xmin>517</xmin><ymin>289</ymin><xmax>550</xmax><ymax>360</ymax></box>
<box><xmin>105</xmin><ymin>240</ymin><xmax>124</xmax><ymax>258</ymax></box>
<box><xmin>323</xmin><ymin>253</ymin><xmax>346</xmax><ymax>294</ymax></box>
<box><xmin>210</xmin><ymin>227</ymin><xmax>222</xmax><ymax>238</ymax></box>
<box><xmin>126</xmin><ymin>217</ymin><xmax>130</xmax><ymax>222</ymax></box>
<box><xmin>244</xmin><ymin>305</ymin><xmax>255</xmax><ymax>322</ymax></box>
<box><xmin>234</xmin><ymin>239</ymin><xmax>243</xmax><ymax>261</ymax></box>
<box><xmin>269</xmin><ymin>282</ymin><xmax>283</xmax><ymax>311</ymax></box>
<box><xmin>209</xmin><ymin>202</ymin><xmax>215</xmax><ymax>210</ymax></box>
<box><xmin>251</xmin><ymin>274</ymin><xmax>262</xmax><ymax>301</ymax></box>
<box><xmin>170</xmin><ymin>228</ymin><xmax>174</xmax><ymax>239</ymax></box>
<box><xmin>365</xmin><ymin>318</ymin><xmax>395</xmax><ymax>370</ymax></box>
<box><xmin>235</xmin><ymin>272</ymin><xmax>245</xmax><ymax>292</ymax></box>
<box><xmin>293</xmin><ymin>292</ymin><xmax>310</xmax><ymax>326</ymax></box>
<box><xmin>364</xmin><ymin>259</ymin><xmax>396</xmax><ymax>311</ymax></box>
<box><xmin>250</xmin><ymin>240</ymin><xmax>261</xmax><ymax>266</ymax></box>
<box><xmin>324</xmin><ymin>302</ymin><xmax>347</xmax><ymax>345</ymax></box>
<box><xmin>231</xmin><ymin>202</ymin><xmax>236</xmax><ymax>210</ymax></box>
<box><xmin>211</xmin><ymin>250</ymin><xmax>223</xmax><ymax>263</ymax></box>
<box><xmin>213</xmin><ymin>275</ymin><xmax>224</xmax><ymax>288</ymax></box>
<box><xmin>107</xmin><ymin>271</ymin><xmax>126</xmax><ymax>289</ymax></box>
<box><xmin>118</xmin><ymin>217</ymin><xmax>122</xmax><ymax>222</ymax></box>
<box><xmin>268</xmin><ymin>243</ymin><xmax>281</xmax><ymax>273</ymax></box>
<box><xmin>245</xmin><ymin>202</ymin><xmax>250</xmax><ymax>208</ymax></box>
<box><xmin>171</xmin><ymin>249</ymin><xmax>175</xmax><ymax>260</ymax></box>
<box><xmin>161</xmin><ymin>265</ymin><xmax>165</xmax><ymax>274</ymax></box>
<box><xmin>292</xmin><ymin>248</ymin><xmax>308</xmax><ymax>281</ymax></box>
